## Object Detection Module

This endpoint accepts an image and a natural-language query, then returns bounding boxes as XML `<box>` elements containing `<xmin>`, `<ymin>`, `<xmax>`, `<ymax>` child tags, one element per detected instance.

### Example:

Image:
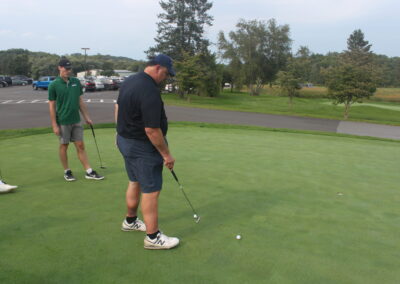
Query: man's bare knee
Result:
<box><xmin>74</xmin><ymin>141</ymin><xmax>85</xmax><ymax>152</ymax></box>
<box><xmin>60</xmin><ymin>144</ymin><xmax>69</xmax><ymax>151</ymax></box>
<box><xmin>142</xmin><ymin>191</ymin><xmax>160</xmax><ymax>199</ymax></box>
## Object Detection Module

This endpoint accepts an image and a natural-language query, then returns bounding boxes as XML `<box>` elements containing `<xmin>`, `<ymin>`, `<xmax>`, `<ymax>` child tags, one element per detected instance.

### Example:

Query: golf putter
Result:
<box><xmin>170</xmin><ymin>169</ymin><xmax>200</xmax><ymax>223</ymax></box>
<box><xmin>89</xmin><ymin>124</ymin><xmax>106</xmax><ymax>169</ymax></box>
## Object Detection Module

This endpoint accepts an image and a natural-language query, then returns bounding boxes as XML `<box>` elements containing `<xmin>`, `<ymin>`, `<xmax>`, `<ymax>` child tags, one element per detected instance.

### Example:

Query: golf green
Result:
<box><xmin>0</xmin><ymin>125</ymin><xmax>399</xmax><ymax>283</ymax></box>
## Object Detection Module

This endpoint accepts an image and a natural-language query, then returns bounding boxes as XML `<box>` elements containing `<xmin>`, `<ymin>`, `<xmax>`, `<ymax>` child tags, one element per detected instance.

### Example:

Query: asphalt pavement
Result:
<box><xmin>1</xmin><ymin>86</ymin><xmax>400</xmax><ymax>140</ymax></box>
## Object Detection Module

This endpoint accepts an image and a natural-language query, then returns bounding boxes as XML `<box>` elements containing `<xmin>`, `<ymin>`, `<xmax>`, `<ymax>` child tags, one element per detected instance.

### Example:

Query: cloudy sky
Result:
<box><xmin>0</xmin><ymin>0</ymin><xmax>398</xmax><ymax>60</ymax></box>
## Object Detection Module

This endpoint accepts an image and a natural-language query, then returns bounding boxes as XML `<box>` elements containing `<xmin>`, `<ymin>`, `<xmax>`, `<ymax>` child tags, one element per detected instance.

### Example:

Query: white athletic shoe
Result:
<box><xmin>144</xmin><ymin>232</ymin><xmax>180</xmax><ymax>250</ymax></box>
<box><xmin>121</xmin><ymin>218</ymin><xmax>146</xmax><ymax>232</ymax></box>
<box><xmin>0</xmin><ymin>180</ymin><xmax>18</xmax><ymax>193</ymax></box>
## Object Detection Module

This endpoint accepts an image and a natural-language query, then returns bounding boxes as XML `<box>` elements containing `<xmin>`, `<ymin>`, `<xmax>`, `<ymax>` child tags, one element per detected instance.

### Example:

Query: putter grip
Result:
<box><xmin>90</xmin><ymin>124</ymin><xmax>95</xmax><ymax>137</ymax></box>
<box><xmin>171</xmin><ymin>170</ymin><xmax>179</xmax><ymax>182</ymax></box>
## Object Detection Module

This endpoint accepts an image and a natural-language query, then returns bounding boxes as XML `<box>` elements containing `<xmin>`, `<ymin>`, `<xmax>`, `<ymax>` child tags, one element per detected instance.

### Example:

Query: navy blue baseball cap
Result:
<box><xmin>152</xmin><ymin>54</ymin><xmax>176</xmax><ymax>77</ymax></box>
<box><xmin>58</xmin><ymin>58</ymin><xmax>72</xmax><ymax>69</ymax></box>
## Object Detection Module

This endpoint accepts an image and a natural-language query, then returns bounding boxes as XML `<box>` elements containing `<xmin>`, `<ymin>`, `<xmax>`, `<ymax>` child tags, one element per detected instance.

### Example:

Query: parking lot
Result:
<box><xmin>0</xmin><ymin>85</ymin><xmax>119</xmax><ymax>102</ymax></box>
<box><xmin>0</xmin><ymin>86</ymin><xmax>119</xmax><ymax>129</ymax></box>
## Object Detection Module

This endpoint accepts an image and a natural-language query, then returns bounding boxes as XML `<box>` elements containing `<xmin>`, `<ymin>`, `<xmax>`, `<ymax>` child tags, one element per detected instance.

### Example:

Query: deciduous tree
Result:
<box><xmin>327</xmin><ymin>30</ymin><xmax>377</xmax><ymax>119</ymax></box>
<box><xmin>218</xmin><ymin>19</ymin><xmax>291</xmax><ymax>96</ymax></box>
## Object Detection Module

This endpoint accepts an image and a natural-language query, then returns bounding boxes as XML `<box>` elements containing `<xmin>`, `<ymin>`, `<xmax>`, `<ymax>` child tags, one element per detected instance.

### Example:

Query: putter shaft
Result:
<box><xmin>170</xmin><ymin>170</ymin><xmax>200</xmax><ymax>221</ymax></box>
<box><xmin>90</xmin><ymin>124</ymin><xmax>106</xmax><ymax>168</ymax></box>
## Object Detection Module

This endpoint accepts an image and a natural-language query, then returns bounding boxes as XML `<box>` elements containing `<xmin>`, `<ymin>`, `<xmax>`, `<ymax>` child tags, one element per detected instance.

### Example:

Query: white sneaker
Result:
<box><xmin>144</xmin><ymin>232</ymin><xmax>180</xmax><ymax>250</ymax></box>
<box><xmin>121</xmin><ymin>218</ymin><xmax>146</xmax><ymax>232</ymax></box>
<box><xmin>0</xmin><ymin>180</ymin><xmax>18</xmax><ymax>193</ymax></box>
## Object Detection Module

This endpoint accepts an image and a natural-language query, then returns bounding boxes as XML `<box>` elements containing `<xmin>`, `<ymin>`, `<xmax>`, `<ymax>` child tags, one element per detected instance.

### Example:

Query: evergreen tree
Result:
<box><xmin>147</xmin><ymin>0</ymin><xmax>213</xmax><ymax>61</ymax></box>
<box><xmin>343</xmin><ymin>29</ymin><xmax>373</xmax><ymax>66</ymax></box>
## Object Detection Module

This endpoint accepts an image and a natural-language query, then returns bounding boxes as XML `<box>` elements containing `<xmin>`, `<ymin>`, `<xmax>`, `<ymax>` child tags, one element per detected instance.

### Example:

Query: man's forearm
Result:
<box><xmin>114</xmin><ymin>104</ymin><xmax>118</xmax><ymax>124</ymax></box>
<box><xmin>79</xmin><ymin>100</ymin><xmax>90</xmax><ymax>121</ymax></box>
<box><xmin>48</xmin><ymin>101</ymin><xmax>57</xmax><ymax>126</ymax></box>
<box><xmin>145</xmin><ymin>128</ymin><xmax>170</xmax><ymax>157</ymax></box>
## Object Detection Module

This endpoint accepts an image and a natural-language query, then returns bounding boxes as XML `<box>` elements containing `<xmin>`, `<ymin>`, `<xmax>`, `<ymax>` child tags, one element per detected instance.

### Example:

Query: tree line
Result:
<box><xmin>144</xmin><ymin>0</ymin><xmax>398</xmax><ymax>119</ymax></box>
<box><xmin>1</xmin><ymin>0</ymin><xmax>400</xmax><ymax>103</ymax></box>
<box><xmin>0</xmin><ymin>49</ymin><xmax>146</xmax><ymax>79</ymax></box>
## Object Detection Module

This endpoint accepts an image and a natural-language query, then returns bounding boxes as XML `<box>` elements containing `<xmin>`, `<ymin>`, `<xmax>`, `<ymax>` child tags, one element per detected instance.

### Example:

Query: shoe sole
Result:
<box><xmin>121</xmin><ymin>227</ymin><xmax>146</xmax><ymax>232</ymax></box>
<box><xmin>144</xmin><ymin>244</ymin><xmax>179</xmax><ymax>250</ymax></box>
<box><xmin>1</xmin><ymin>186</ymin><xmax>17</xmax><ymax>191</ymax></box>
<box><xmin>85</xmin><ymin>176</ymin><xmax>104</xmax><ymax>180</ymax></box>
<box><xmin>64</xmin><ymin>178</ymin><xmax>76</xmax><ymax>182</ymax></box>
<box><xmin>0</xmin><ymin>189</ymin><xmax>14</xmax><ymax>193</ymax></box>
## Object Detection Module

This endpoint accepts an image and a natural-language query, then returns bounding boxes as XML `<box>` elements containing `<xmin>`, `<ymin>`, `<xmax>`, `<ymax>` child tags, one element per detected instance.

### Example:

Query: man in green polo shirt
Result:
<box><xmin>48</xmin><ymin>58</ymin><xmax>104</xmax><ymax>181</ymax></box>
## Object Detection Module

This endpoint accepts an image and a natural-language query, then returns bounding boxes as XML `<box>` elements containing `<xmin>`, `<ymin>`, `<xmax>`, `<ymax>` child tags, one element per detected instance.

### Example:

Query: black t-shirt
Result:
<box><xmin>117</xmin><ymin>72</ymin><xmax>168</xmax><ymax>140</ymax></box>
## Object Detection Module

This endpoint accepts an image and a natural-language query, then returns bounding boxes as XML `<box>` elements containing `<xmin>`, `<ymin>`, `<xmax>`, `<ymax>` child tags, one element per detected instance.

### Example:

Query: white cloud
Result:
<box><xmin>0</xmin><ymin>29</ymin><xmax>12</xmax><ymax>35</ymax></box>
<box><xmin>21</xmin><ymin>32</ymin><xmax>35</xmax><ymax>38</ymax></box>
<box><xmin>0</xmin><ymin>0</ymin><xmax>399</xmax><ymax>57</ymax></box>
<box><xmin>45</xmin><ymin>35</ymin><xmax>56</xmax><ymax>40</ymax></box>
<box><xmin>271</xmin><ymin>0</ymin><xmax>384</xmax><ymax>24</ymax></box>
<box><xmin>215</xmin><ymin>0</ymin><xmax>392</xmax><ymax>24</ymax></box>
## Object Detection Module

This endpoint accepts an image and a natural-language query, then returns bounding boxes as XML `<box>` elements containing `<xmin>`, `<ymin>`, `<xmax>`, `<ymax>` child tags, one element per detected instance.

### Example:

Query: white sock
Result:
<box><xmin>86</xmin><ymin>168</ymin><xmax>93</xmax><ymax>174</ymax></box>
<box><xmin>0</xmin><ymin>180</ymin><xmax>4</xmax><ymax>185</ymax></box>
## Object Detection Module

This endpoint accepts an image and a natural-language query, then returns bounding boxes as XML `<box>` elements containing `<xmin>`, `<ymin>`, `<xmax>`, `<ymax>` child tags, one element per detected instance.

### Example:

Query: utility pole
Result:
<box><xmin>81</xmin><ymin>48</ymin><xmax>90</xmax><ymax>77</ymax></box>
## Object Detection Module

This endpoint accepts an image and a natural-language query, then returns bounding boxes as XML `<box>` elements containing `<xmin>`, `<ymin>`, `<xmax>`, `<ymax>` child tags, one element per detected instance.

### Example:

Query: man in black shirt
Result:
<box><xmin>116</xmin><ymin>54</ymin><xmax>179</xmax><ymax>249</ymax></box>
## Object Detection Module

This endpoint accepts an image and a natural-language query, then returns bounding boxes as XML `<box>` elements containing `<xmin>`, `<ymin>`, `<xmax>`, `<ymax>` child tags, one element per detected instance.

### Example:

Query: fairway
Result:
<box><xmin>1</xmin><ymin>125</ymin><xmax>399</xmax><ymax>283</ymax></box>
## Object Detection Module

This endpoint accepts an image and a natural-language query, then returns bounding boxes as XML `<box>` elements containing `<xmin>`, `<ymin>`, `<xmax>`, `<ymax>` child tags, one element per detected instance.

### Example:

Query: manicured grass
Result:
<box><xmin>162</xmin><ymin>90</ymin><xmax>400</xmax><ymax>125</ymax></box>
<box><xmin>0</xmin><ymin>125</ymin><xmax>399</xmax><ymax>283</ymax></box>
<box><xmin>263</xmin><ymin>85</ymin><xmax>400</xmax><ymax>100</ymax></box>
<box><xmin>322</xmin><ymin>102</ymin><xmax>400</xmax><ymax>112</ymax></box>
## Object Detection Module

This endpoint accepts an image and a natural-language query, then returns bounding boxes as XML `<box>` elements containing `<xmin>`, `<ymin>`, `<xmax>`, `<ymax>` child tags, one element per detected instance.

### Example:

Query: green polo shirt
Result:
<box><xmin>48</xmin><ymin>76</ymin><xmax>83</xmax><ymax>125</ymax></box>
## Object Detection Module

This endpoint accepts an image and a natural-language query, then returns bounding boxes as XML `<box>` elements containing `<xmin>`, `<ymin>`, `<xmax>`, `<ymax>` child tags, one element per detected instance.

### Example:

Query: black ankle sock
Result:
<box><xmin>147</xmin><ymin>230</ymin><xmax>160</xmax><ymax>240</ymax></box>
<box><xmin>126</xmin><ymin>216</ymin><xmax>137</xmax><ymax>224</ymax></box>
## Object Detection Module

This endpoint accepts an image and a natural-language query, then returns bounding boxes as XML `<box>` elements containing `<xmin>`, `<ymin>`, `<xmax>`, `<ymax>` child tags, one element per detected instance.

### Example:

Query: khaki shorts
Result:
<box><xmin>59</xmin><ymin>122</ymin><xmax>84</xmax><ymax>144</ymax></box>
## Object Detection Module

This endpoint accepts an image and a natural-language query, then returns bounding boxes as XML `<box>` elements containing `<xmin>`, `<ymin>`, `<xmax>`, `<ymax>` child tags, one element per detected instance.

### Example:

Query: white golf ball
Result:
<box><xmin>193</xmin><ymin>214</ymin><xmax>198</xmax><ymax>219</ymax></box>
<box><xmin>236</xmin><ymin>235</ymin><xmax>241</xmax><ymax>240</ymax></box>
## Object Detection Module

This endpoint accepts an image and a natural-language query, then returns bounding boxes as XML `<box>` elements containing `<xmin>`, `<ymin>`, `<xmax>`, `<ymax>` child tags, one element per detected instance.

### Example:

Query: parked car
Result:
<box><xmin>12</xmin><ymin>75</ymin><xmax>33</xmax><ymax>84</ymax></box>
<box><xmin>0</xmin><ymin>76</ymin><xmax>12</xmax><ymax>86</ymax></box>
<box><xmin>11</xmin><ymin>78</ymin><xmax>29</xmax><ymax>86</ymax></box>
<box><xmin>165</xmin><ymin>84</ymin><xmax>173</xmax><ymax>92</ymax></box>
<box><xmin>84</xmin><ymin>80</ymin><xmax>96</xmax><ymax>92</ymax></box>
<box><xmin>109</xmin><ymin>79</ymin><xmax>120</xmax><ymax>90</ymax></box>
<box><xmin>79</xmin><ymin>78</ymin><xmax>96</xmax><ymax>92</ymax></box>
<box><xmin>299</xmin><ymin>83</ymin><xmax>314</xmax><ymax>88</ymax></box>
<box><xmin>98</xmin><ymin>77</ymin><xmax>119</xmax><ymax>90</ymax></box>
<box><xmin>0</xmin><ymin>80</ymin><xmax>8</xmax><ymax>88</ymax></box>
<box><xmin>32</xmin><ymin>76</ymin><xmax>56</xmax><ymax>90</ymax></box>
<box><xmin>94</xmin><ymin>79</ymin><xmax>105</xmax><ymax>91</ymax></box>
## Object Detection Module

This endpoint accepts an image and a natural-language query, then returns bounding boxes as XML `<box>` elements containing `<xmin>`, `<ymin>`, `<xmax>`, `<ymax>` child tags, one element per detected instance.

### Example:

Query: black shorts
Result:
<box><xmin>117</xmin><ymin>134</ymin><xmax>163</xmax><ymax>193</ymax></box>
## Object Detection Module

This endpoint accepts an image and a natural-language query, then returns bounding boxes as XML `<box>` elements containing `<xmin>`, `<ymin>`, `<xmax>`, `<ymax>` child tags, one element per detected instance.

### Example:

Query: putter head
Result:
<box><xmin>100</xmin><ymin>166</ymin><xmax>107</xmax><ymax>169</ymax></box>
<box><xmin>194</xmin><ymin>215</ymin><xmax>201</xmax><ymax>223</ymax></box>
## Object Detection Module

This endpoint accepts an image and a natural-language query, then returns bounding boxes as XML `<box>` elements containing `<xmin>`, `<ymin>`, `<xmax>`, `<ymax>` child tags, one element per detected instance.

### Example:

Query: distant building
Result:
<box><xmin>77</xmin><ymin>69</ymin><xmax>103</xmax><ymax>77</ymax></box>
<box><xmin>114</xmin><ymin>70</ymin><xmax>136</xmax><ymax>77</ymax></box>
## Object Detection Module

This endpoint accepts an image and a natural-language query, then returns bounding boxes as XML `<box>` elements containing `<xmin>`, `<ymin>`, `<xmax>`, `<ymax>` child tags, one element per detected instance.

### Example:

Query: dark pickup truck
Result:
<box><xmin>0</xmin><ymin>75</ymin><xmax>12</xmax><ymax>86</ymax></box>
